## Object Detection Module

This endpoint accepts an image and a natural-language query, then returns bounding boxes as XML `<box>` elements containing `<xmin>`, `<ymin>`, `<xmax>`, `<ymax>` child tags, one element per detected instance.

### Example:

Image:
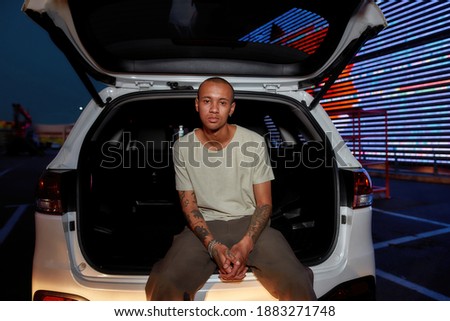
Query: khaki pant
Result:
<box><xmin>145</xmin><ymin>216</ymin><xmax>316</xmax><ymax>300</ymax></box>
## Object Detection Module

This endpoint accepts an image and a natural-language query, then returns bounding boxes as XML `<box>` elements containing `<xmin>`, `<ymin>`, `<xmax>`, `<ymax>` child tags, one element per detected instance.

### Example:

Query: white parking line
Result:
<box><xmin>373</xmin><ymin>227</ymin><xmax>450</xmax><ymax>250</ymax></box>
<box><xmin>0</xmin><ymin>163</ymin><xmax>24</xmax><ymax>178</ymax></box>
<box><xmin>373</xmin><ymin>208</ymin><xmax>450</xmax><ymax>228</ymax></box>
<box><xmin>373</xmin><ymin>208</ymin><xmax>450</xmax><ymax>300</ymax></box>
<box><xmin>0</xmin><ymin>168</ymin><xmax>14</xmax><ymax>177</ymax></box>
<box><xmin>372</xmin><ymin>208</ymin><xmax>450</xmax><ymax>249</ymax></box>
<box><xmin>376</xmin><ymin>269</ymin><xmax>450</xmax><ymax>301</ymax></box>
<box><xmin>0</xmin><ymin>204</ymin><xmax>29</xmax><ymax>244</ymax></box>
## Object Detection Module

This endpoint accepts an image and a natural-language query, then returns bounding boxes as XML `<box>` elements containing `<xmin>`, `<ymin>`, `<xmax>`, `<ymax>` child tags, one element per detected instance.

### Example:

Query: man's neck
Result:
<box><xmin>198</xmin><ymin>124</ymin><xmax>236</xmax><ymax>150</ymax></box>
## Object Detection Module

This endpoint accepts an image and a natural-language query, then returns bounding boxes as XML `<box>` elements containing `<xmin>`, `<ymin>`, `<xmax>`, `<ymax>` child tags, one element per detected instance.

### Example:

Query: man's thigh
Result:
<box><xmin>249</xmin><ymin>226</ymin><xmax>303</xmax><ymax>269</ymax></box>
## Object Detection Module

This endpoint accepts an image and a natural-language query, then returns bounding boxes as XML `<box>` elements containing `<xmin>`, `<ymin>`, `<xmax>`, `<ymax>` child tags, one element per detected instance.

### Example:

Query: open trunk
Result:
<box><xmin>77</xmin><ymin>91</ymin><xmax>338</xmax><ymax>274</ymax></box>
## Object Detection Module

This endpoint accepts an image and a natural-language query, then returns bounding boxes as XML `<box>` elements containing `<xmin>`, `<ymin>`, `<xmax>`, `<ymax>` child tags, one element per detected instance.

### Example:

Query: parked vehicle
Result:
<box><xmin>24</xmin><ymin>0</ymin><xmax>387</xmax><ymax>300</ymax></box>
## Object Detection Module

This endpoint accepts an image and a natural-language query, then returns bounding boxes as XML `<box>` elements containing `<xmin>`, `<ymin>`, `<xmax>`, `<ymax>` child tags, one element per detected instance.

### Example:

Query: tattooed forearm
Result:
<box><xmin>178</xmin><ymin>191</ymin><xmax>213</xmax><ymax>247</ymax></box>
<box><xmin>247</xmin><ymin>204</ymin><xmax>272</xmax><ymax>244</ymax></box>
<box><xmin>191</xmin><ymin>191</ymin><xmax>198</xmax><ymax>205</ymax></box>
<box><xmin>191</xmin><ymin>209</ymin><xmax>203</xmax><ymax>220</ymax></box>
<box><xmin>185</xmin><ymin>209</ymin><xmax>204</xmax><ymax>225</ymax></box>
<box><xmin>189</xmin><ymin>210</ymin><xmax>210</xmax><ymax>242</ymax></box>
<box><xmin>193</xmin><ymin>225</ymin><xmax>210</xmax><ymax>243</ymax></box>
<box><xmin>179</xmin><ymin>191</ymin><xmax>197</xmax><ymax>209</ymax></box>
<box><xmin>179</xmin><ymin>191</ymin><xmax>189</xmax><ymax>208</ymax></box>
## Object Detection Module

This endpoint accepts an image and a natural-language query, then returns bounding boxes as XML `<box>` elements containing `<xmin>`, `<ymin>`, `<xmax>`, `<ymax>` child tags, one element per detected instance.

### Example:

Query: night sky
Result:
<box><xmin>0</xmin><ymin>0</ymin><xmax>97</xmax><ymax>125</ymax></box>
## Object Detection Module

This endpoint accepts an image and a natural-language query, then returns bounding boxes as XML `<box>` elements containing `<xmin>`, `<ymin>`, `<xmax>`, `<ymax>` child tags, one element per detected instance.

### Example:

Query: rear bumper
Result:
<box><xmin>32</xmin><ymin>205</ymin><xmax>375</xmax><ymax>301</ymax></box>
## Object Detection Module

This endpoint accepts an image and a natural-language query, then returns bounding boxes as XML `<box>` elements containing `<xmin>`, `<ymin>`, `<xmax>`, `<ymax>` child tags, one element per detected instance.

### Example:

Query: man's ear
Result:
<box><xmin>195</xmin><ymin>97</ymin><xmax>199</xmax><ymax>112</ymax></box>
<box><xmin>229</xmin><ymin>101</ymin><xmax>236</xmax><ymax>116</ymax></box>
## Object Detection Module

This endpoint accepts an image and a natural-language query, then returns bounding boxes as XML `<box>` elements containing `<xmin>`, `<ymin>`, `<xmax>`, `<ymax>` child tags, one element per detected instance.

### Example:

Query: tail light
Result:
<box><xmin>33</xmin><ymin>290</ymin><xmax>87</xmax><ymax>301</ymax></box>
<box><xmin>35</xmin><ymin>170</ymin><xmax>76</xmax><ymax>215</ymax></box>
<box><xmin>352</xmin><ymin>169</ymin><xmax>373</xmax><ymax>208</ymax></box>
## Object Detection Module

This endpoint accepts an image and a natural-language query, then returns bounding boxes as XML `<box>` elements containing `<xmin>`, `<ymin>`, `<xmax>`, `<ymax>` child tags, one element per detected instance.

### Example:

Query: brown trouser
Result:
<box><xmin>145</xmin><ymin>216</ymin><xmax>316</xmax><ymax>300</ymax></box>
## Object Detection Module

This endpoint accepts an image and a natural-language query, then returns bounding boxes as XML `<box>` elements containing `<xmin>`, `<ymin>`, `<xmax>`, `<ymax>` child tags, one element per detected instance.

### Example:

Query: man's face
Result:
<box><xmin>195</xmin><ymin>81</ymin><xmax>235</xmax><ymax>132</ymax></box>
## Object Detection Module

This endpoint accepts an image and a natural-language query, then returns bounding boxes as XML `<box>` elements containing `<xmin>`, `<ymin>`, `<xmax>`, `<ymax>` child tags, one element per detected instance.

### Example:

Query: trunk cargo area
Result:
<box><xmin>77</xmin><ymin>92</ymin><xmax>338</xmax><ymax>274</ymax></box>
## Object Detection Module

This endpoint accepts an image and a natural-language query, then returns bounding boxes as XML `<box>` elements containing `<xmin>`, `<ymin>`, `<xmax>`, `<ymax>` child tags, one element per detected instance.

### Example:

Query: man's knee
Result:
<box><xmin>280</xmin><ymin>282</ymin><xmax>317</xmax><ymax>300</ymax></box>
<box><xmin>145</xmin><ymin>270</ymin><xmax>184</xmax><ymax>301</ymax></box>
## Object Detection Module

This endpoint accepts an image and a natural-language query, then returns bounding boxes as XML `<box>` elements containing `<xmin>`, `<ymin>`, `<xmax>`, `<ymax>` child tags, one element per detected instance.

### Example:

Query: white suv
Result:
<box><xmin>24</xmin><ymin>0</ymin><xmax>386</xmax><ymax>300</ymax></box>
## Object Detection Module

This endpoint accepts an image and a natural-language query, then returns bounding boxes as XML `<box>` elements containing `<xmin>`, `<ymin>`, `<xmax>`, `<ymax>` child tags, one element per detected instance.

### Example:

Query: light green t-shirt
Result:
<box><xmin>173</xmin><ymin>125</ymin><xmax>274</xmax><ymax>221</ymax></box>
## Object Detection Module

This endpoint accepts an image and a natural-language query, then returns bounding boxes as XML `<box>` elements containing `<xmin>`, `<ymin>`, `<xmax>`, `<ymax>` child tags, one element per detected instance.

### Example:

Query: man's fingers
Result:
<box><xmin>219</xmin><ymin>263</ymin><xmax>248</xmax><ymax>281</ymax></box>
<box><xmin>219</xmin><ymin>271</ymin><xmax>247</xmax><ymax>281</ymax></box>
<box><xmin>226</xmin><ymin>249</ymin><xmax>241</xmax><ymax>266</ymax></box>
<box><xmin>215</xmin><ymin>245</ymin><xmax>247</xmax><ymax>278</ymax></box>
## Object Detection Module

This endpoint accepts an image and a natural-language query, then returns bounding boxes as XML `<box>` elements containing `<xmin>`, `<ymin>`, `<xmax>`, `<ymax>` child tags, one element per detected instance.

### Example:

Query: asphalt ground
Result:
<box><xmin>371</xmin><ymin>177</ymin><xmax>450</xmax><ymax>300</ymax></box>
<box><xmin>0</xmin><ymin>149</ymin><xmax>449</xmax><ymax>301</ymax></box>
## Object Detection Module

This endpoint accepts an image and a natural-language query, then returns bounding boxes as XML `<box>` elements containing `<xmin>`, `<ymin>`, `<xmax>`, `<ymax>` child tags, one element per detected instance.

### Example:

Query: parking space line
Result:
<box><xmin>373</xmin><ymin>208</ymin><xmax>450</xmax><ymax>227</ymax></box>
<box><xmin>0</xmin><ymin>163</ymin><xmax>24</xmax><ymax>178</ymax></box>
<box><xmin>376</xmin><ymin>269</ymin><xmax>450</xmax><ymax>301</ymax></box>
<box><xmin>373</xmin><ymin>227</ymin><xmax>450</xmax><ymax>250</ymax></box>
<box><xmin>0</xmin><ymin>204</ymin><xmax>29</xmax><ymax>245</ymax></box>
<box><xmin>0</xmin><ymin>168</ymin><xmax>14</xmax><ymax>177</ymax></box>
<box><xmin>373</xmin><ymin>207</ymin><xmax>450</xmax><ymax>300</ymax></box>
<box><xmin>373</xmin><ymin>207</ymin><xmax>450</xmax><ymax>249</ymax></box>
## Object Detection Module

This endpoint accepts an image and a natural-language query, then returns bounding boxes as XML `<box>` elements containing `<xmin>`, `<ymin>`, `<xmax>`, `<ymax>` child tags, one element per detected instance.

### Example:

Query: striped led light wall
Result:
<box><xmin>315</xmin><ymin>0</ymin><xmax>450</xmax><ymax>166</ymax></box>
<box><xmin>239</xmin><ymin>1</ymin><xmax>449</xmax><ymax>166</ymax></box>
<box><xmin>239</xmin><ymin>8</ymin><xmax>328</xmax><ymax>55</ymax></box>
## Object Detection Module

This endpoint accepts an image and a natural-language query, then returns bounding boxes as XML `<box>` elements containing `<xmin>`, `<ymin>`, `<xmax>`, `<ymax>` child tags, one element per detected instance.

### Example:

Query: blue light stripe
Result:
<box><xmin>355</xmin><ymin>38</ymin><xmax>450</xmax><ymax>71</ymax></box>
<box><xmin>361</xmin><ymin>0</ymin><xmax>450</xmax><ymax>54</ymax></box>
<box><xmin>239</xmin><ymin>7</ymin><xmax>328</xmax><ymax>54</ymax></box>
<box><xmin>331</xmin><ymin>68</ymin><xmax>450</xmax><ymax>95</ymax></box>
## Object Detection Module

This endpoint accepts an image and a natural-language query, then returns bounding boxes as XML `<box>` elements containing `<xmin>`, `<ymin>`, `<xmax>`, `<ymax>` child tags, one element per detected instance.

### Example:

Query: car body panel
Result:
<box><xmin>33</xmin><ymin>205</ymin><xmax>373</xmax><ymax>300</ymax></box>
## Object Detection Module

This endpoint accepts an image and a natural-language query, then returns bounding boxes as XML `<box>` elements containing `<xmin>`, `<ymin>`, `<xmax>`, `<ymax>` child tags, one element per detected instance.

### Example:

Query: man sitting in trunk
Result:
<box><xmin>145</xmin><ymin>77</ymin><xmax>316</xmax><ymax>301</ymax></box>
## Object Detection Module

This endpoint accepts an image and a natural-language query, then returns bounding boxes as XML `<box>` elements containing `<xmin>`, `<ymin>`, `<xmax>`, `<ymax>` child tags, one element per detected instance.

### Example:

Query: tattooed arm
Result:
<box><xmin>220</xmin><ymin>180</ymin><xmax>272</xmax><ymax>281</ymax></box>
<box><xmin>178</xmin><ymin>190</ymin><xmax>213</xmax><ymax>248</ymax></box>
<box><xmin>247</xmin><ymin>181</ymin><xmax>273</xmax><ymax>246</ymax></box>
<box><xmin>178</xmin><ymin>190</ymin><xmax>239</xmax><ymax>275</ymax></box>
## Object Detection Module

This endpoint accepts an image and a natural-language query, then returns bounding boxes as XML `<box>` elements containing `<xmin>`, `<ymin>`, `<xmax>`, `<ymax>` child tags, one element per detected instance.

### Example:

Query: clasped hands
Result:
<box><xmin>211</xmin><ymin>235</ymin><xmax>254</xmax><ymax>282</ymax></box>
